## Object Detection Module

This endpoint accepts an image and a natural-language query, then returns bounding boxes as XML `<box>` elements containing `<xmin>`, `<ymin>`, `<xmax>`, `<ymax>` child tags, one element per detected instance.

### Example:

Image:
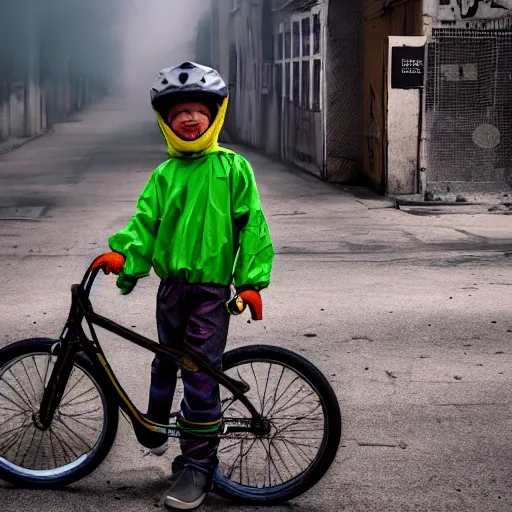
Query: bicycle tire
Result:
<box><xmin>0</xmin><ymin>338</ymin><xmax>119</xmax><ymax>488</ymax></box>
<box><xmin>213</xmin><ymin>344</ymin><xmax>342</xmax><ymax>504</ymax></box>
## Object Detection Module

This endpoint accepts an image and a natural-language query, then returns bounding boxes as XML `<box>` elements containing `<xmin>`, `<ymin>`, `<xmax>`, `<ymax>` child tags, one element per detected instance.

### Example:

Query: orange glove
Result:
<box><xmin>240</xmin><ymin>290</ymin><xmax>263</xmax><ymax>321</ymax></box>
<box><xmin>227</xmin><ymin>290</ymin><xmax>263</xmax><ymax>321</ymax></box>
<box><xmin>92</xmin><ymin>252</ymin><xmax>126</xmax><ymax>275</ymax></box>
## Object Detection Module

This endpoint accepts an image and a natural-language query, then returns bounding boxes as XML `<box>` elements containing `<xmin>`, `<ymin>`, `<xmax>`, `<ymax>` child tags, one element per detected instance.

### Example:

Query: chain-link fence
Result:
<box><xmin>425</xmin><ymin>28</ymin><xmax>512</xmax><ymax>186</ymax></box>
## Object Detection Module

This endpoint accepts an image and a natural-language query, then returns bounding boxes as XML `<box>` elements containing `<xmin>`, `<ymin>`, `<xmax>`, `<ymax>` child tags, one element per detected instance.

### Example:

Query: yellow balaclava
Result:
<box><xmin>153</xmin><ymin>97</ymin><xmax>229</xmax><ymax>158</ymax></box>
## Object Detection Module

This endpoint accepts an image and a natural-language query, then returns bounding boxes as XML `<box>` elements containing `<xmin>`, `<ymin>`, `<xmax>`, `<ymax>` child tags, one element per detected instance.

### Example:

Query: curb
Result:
<box><xmin>396</xmin><ymin>199</ymin><xmax>481</xmax><ymax>207</ymax></box>
<box><xmin>0</xmin><ymin>129</ymin><xmax>52</xmax><ymax>157</ymax></box>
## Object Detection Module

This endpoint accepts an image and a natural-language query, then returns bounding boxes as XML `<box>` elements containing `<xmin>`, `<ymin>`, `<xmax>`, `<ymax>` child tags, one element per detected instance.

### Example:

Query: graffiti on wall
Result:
<box><xmin>437</xmin><ymin>0</ymin><xmax>512</xmax><ymax>20</ymax></box>
<box><xmin>367</xmin><ymin>85</ymin><xmax>380</xmax><ymax>176</ymax></box>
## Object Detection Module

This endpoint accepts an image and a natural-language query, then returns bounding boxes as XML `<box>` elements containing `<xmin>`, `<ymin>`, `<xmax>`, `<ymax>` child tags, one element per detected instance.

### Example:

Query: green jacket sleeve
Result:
<box><xmin>232</xmin><ymin>157</ymin><xmax>274</xmax><ymax>291</ymax></box>
<box><xmin>108</xmin><ymin>172</ymin><xmax>160</xmax><ymax>284</ymax></box>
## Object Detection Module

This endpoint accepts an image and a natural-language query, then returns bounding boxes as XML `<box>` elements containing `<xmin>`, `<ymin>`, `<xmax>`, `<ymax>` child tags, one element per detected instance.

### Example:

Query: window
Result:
<box><xmin>302</xmin><ymin>18</ymin><xmax>311</xmax><ymax>58</ymax></box>
<box><xmin>262</xmin><ymin>62</ymin><xmax>271</xmax><ymax>95</ymax></box>
<box><xmin>313</xmin><ymin>59</ymin><xmax>321</xmax><ymax>111</ymax></box>
<box><xmin>285</xmin><ymin>62</ymin><xmax>291</xmax><ymax>98</ymax></box>
<box><xmin>293</xmin><ymin>61</ymin><xmax>300</xmax><ymax>104</ymax></box>
<box><xmin>292</xmin><ymin>22</ymin><xmax>300</xmax><ymax>58</ymax></box>
<box><xmin>285</xmin><ymin>28</ymin><xmax>291</xmax><ymax>59</ymax></box>
<box><xmin>277</xmin><ymin>32</ymin><xmax>284</xmax><ymax>60</ymax></box>
<box><xmin>276</xmin><ymin>63</ymin><xmax>283</xmax><ymax>98</ymax></box>
<box><xmin>273</xmin><ymin>10</ymin><xmax>324</xmax><ymax>111</ymax></box>
<box><xmin>313</xmin><ymin>14</ymin><xmax>321</xmax><ymax>55</ymax></box>
<box><xmin>301</xmin><ymin>61</ymin><xmax>310</xmax><ymax>108</ymax></box>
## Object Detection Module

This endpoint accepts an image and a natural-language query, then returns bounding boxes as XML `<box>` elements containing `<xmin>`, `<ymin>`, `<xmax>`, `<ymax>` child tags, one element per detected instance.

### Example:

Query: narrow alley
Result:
<box><xmin>1</xmin><ymin>100</ymin><xmax>512</xmax><ymax>511</ymax></box>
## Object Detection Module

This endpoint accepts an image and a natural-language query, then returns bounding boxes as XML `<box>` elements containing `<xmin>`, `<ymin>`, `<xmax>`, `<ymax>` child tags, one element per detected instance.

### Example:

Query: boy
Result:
<box><xmin>96</xmin><ymin>62</ymin><xmax>274</xmax><ymax>510</ymax></box>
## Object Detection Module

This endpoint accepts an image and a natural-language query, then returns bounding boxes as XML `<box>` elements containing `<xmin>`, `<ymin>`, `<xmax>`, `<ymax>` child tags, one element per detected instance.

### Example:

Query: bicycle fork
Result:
<box><xmin>35</xmin><ymin>341</ymin><xmax>77</xmax><ymax>431</ymax></box>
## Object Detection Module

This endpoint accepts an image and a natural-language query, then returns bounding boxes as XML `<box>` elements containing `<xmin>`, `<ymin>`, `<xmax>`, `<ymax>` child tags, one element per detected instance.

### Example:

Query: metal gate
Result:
<box><xmin>425</xmin><ymin>28</ymin><xmax>512</xmax><ymax>187</ymax></box>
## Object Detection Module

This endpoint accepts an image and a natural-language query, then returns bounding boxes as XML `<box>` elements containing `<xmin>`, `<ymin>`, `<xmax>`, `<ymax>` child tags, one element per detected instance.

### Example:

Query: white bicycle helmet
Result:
<box><xmin>151</xmin><ymin>62</ymin><xmax>228</xmax><ymax>122</ymax></box>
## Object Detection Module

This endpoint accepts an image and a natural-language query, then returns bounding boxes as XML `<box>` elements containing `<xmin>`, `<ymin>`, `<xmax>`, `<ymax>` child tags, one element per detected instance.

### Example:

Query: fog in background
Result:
<box><xmin>120</xmin><ymin>0</ymin><xmax>210</xmax><ymax>101</ymax></box>
<box><xmin>0</xmin><ymin>0</ymin><xmax>209</xmax><ymax>139</ymax></box>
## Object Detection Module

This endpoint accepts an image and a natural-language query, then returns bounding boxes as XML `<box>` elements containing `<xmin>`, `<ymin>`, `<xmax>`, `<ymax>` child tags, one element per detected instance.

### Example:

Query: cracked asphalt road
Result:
<box><xmin>1</xmin><ymin>99</ymin><xmax>512</xmax><ymax>511</ymax></box>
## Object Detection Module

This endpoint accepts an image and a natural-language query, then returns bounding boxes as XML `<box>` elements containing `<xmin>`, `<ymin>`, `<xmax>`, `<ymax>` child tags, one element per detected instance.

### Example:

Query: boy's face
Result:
<box><xmin>167</xmin><ymin>102</ymin><xmax>212</xmax><ymax>141</ymax></box>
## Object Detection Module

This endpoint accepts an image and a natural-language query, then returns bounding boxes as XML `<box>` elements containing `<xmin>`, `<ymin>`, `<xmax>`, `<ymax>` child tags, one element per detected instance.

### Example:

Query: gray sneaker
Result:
<box><xmin>164</xmin><ymin>467</ymin><xmax>211</xmax><ymax>510</ymax></box>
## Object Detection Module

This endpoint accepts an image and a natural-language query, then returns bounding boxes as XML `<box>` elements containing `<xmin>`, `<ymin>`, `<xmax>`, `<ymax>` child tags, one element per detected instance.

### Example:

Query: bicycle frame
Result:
<box><xmin>38</xmin><ymin>261</ymin><xmax>263</xmax><ymax>439</ymax></box>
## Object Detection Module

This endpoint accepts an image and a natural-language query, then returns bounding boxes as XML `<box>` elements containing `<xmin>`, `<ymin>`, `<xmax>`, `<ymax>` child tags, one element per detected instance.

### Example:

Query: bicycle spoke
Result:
<box><xmin>54</xmin><ymin>421</ymin><xmax>88</xmax><ymax>459</ymax></box>
<box><xmin>56</xmin><ymin>417</ymin><xmax>94</xmax><ymax>452</ymax></box>
<box><xmin>271</xmin><ymin>438</ymin><xmax>321</xmax><ymax>450</ymax></box>
<box><xmin>21</xmin><ymin>359</ymin><xmax>40</xmax><ymax>405</ymax></box>
<box><xmin>51</xmin><ymin>429</ymin><xmax>75</xmax><ymax>463</ymax></box>
<box><xmin>19</xmin><ymin>426</ymin><xmax>37</xmax><ymax>467</ymax></box>
<box><xmin>261</xmin><ymin>438</ymin><xmax>285</xmax><ymax>486</ymax></box>
<box><xmin>278</xmin><ymin>437</ymin><xmax>305</xmax><ymax>472</ymax></box>
<box><xmin>265</xmin><ymin>375</ymin><xmax>301</xmax><ymax>417</ymax></box>
<box><xmin>43</xmin><ymin>355</ymin><xmax>52</xmax><ymax>388</ymax></box>
<box><xmin>250</xmin><ymin>363</ymin><xmax>264</xmax><ymax>412</ymax></box>
<box><xmin>60</xmin><ymin>413</ymin><xmax>102</xmax><ymax>433</ymax></box>
<box><xmin>48</xmin><ymin>428</ymin><xmax>58</xmax><ymax>468</ymax></box>
<box><xmin>224</xmin><ymin>437</ymin><xmax>258</xmax><ymax>481</ymax></box>
<box><xmin>221</xmin><ymin>396</ymin><xmax>237</xmax><ymax>414</ymax></box>
<box><xmin>0</xmin><ymin>428</ymin><xmax>25</xmax><ymax>457</ymax></box>
<box><xmin>280</xmin><ymin>437</ymin><xmax>315</xmax><ymax>466</ymax></box>
<box><xmin>60</xmin><ymin>386</ymin><xmax>97</xmax><ymax>408</ymax></box>
<box><xmin>0</xmin><ymin>391</ymin><xmax>29</xmax><ymax>413</ymax></box>
<box><xmin>264</xmin><ymin>365</ymin><xmax>285</xmax><ymax>416</ymax></box>
<box><xmin>32</xmin><ymin>356</ymin><xmax>45</xmax><ymax>387</ymax></box>
<box><xmin>239</xmin><ymin>438</ymin><xmax>258</xmax><ymax>487</ymax></box>
<box><xmin>2</xmin><ymin>375</ymin><xmax>34</xmax><ymax>412</ymax></box>
<box><xmin>10</xmin><ymin>368</ymin><xmax>37</xmax><ymax>410</ymax></box>
<box><xmin>0</xmin><ymin>422</ymin><xmax>30</xmax><ymax>441</ymax></box>
<box><xmin>0</xmin><ymin>425</ymin><xmax>25</xmax><ymax>452</ymax></box>
<box><xmin>0</xmin><ymin>405</ymin><xmax>29</xmax><ymax>414</ymax></box>
<box><xmin>260</xmin><ymin>364</ymin><xmax>272</xmax><ymax>416</ymax></box>
<box><xmin>273</xmin><ymin>408</ymin><xmax>323</xmax><ymax>436</ymax></box>
<box><xmin>218</xmin><ymin>440</ymin><xmax>243</xmax><ymax>454</ymax></box>
<box><xmin>270</xmin><ymin>439</ymin><xmax>295</xmax><ymax>481</ymax></box>
<box><xmin>60</xmin><ymin>404</ymin><xmax>102</xmax><ymax>418</ymax></box>
<box><xmin>32</xmin><ymin>429</ymin><xmax>44</xmax><ymax>470</ymax></box>
<box><xmin>272</xmin><ymin>390</ymin><xmax>317</xmax><ymax>417</ymax></box>
<box><xmin>61</xmin><ymin>369</ymin><xmax>83</xmax><ymax>401</ymax></box>
<box><xmin>238</xmin><ymin>440</ymin><xmax>243</xmax><ymax>485</ymax></box>
<box><xmin>13</xmin><ymin>418</ymin><xmax>33</xmax><ymax>464</ymax></box>
<box><xmin>0</xmin><ymin>409</ymin><xmax>29</xmax><ymax>425</ymax></box>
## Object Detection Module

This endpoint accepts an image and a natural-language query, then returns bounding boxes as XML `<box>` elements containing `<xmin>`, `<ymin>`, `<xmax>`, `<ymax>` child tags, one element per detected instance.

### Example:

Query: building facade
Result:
<box><xmin>363</xmin><ymin>0</ymin><xmax>512</xmax><ymax>197</ymax></box>
<box><xmin>207</xmin><ymin>0</ymin><xmax>363</xmax><ymax>182</ymax></box>
<box><xmin>424</xmin><ymin>0</ymin><xmax>512</xmax><ymax>197</ymax></box>
<box><xmin>206</xmin><ymin>0</ymin><xmax>512</xmax><ymax>196</ymax></box>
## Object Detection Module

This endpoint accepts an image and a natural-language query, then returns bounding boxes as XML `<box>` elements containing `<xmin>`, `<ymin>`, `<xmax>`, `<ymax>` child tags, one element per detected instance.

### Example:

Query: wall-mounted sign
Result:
<box><xmin>391</xmin><ymin>46</ymin><xmax>425</xmax><ymax>89</ymax></box>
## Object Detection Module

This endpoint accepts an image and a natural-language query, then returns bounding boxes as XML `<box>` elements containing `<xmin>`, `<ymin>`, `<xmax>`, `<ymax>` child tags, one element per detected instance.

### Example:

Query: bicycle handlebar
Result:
<box><xmin>79</xmin><ymin>256</ymin><xmax>103</xmax><ymax>298</ymax></box>
<box><xmin>79</xmin><ymin>256</ymin><xmax>263</xmax><ymax>321</ymax></box>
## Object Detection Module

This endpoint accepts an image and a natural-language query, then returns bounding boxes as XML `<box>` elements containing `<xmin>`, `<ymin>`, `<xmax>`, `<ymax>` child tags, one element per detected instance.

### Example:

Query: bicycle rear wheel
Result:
<box><xmin>0</xmin><ymin>338</ymin><xmax>118</xmax><ymax>488</ymax></box>
<box><xmin>214</xmin><ymin>345</ymin><xmax>342</xmax><ymax>504</ymax></box>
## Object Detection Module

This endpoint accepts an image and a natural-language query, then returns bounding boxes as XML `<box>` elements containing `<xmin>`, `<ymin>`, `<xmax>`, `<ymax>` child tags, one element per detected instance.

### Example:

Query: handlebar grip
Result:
<box><xmin>91</xmin><ymin>252</ymin><xmax>126</xmax><ymax>275</ymax></box>
<box><xmin>91</xmin><ymin>255</ymin><xmax>106</xmax><ymax>272</ymax></box>
<box><xmin>239</xmin><ymin>290</ymin><xmax>263</xmax><ymax>321</ymax></box>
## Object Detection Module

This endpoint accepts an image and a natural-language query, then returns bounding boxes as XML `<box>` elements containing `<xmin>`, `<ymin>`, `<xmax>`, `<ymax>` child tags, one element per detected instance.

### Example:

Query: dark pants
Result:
<box><xmin>147</xmin><ymin>280</ymin><xmax>231</xmax><ymax>475</ymax></box>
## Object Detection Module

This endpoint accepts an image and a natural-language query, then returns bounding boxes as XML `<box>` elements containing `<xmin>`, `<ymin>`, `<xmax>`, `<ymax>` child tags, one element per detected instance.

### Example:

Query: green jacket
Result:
<box><xmin>108</xmin><ymin>149</ymin><xmax>274</xmax><ymax>292</ymax></box>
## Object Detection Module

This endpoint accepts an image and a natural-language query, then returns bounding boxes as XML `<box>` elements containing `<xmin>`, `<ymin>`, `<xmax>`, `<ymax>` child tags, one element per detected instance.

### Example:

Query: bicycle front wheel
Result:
<box><xmin>0</xmin><ymin>338</ymin><xmax>118</xmax><ymax>488</ymax></box>
<box><xmin>214</xmin><ymin>345</ymin><xmax>342</xmax><ymax>504</ymax></box>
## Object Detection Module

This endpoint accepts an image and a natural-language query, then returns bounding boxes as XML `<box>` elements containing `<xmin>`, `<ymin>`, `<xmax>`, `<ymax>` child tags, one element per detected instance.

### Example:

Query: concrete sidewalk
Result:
<box><xmin>1</xmin><ymin>101</ymin><xmax>512</xmax><ymax>512</ymax></box>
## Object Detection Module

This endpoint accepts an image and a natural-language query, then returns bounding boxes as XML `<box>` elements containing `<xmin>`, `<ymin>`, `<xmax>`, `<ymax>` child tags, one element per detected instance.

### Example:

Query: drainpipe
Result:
<box><xmin>321</xmin><ymin>0</ymin><xmax>329</xmax><ymax>181</ymax></box>
<box><xmin>418</xmin><ymin>6</ymin><xmax>434</xmax><ymax>198</ymax></box>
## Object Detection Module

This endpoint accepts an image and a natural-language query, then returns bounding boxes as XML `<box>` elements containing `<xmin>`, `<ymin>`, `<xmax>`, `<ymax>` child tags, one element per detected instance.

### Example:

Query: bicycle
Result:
<box><xmin>0</xmin><ymin>256</ymin><xmax>342</xmax><ymax>505</ymax></box>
